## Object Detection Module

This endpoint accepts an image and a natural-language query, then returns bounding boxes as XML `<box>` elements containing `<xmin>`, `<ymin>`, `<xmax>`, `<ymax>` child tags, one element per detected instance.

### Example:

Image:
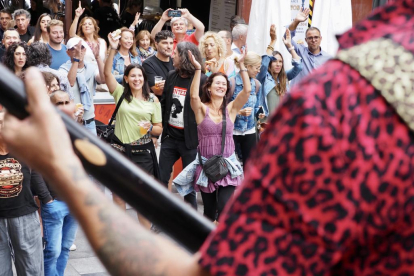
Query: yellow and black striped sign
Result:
<box><xmin>308</xmin><ymin>0</ymin><xmax>314</xmax><ymax>28</ymax></box>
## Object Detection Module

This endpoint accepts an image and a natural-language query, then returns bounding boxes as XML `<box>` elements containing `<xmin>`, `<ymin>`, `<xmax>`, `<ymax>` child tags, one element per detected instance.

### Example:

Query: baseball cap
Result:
<box><xmin>66</xmin><ymin>37</ymin><xmax>88</xmax><ymax>50</ymax></box>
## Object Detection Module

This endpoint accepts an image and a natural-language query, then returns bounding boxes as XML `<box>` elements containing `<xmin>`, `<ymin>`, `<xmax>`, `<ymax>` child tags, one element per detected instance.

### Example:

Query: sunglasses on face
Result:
<box><xmin>69</xmin><ymin>46</ymin><xmax>86</xmax><ymax>50</ymax></box>
<box><xmin>55</xmin><ymin>101</ymin><xmax>70</xmax><ymax>106</ymax></box>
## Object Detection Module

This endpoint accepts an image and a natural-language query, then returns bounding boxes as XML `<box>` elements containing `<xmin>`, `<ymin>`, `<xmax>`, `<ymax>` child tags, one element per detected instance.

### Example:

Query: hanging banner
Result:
<box><xmin>208</xmin><ymin>0</ymin><xmax>237</xmax><ymax>32</ymax></box>
<box><xmin>290</xmin><ymin>0</ymin><xmax>310</xmax><ymax>46</ymax></box>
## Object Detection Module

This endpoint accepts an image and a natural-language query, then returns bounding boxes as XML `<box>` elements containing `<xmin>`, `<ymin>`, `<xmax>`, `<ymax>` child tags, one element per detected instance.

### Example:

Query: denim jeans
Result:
<box><xmin>159</xmin><ymin>136</ymin><xmax>197</xmax><ymax>209</ymax></box>
<box><xmin>41</xmin><ymin>200</ymin><xmax>78</xmax><ymax>276</ymax></box>
<box><xmin>0</xmin><ymin>212</ymin><xmax>44</xmax><ymax>276</ymax></box>
<box><xmin>84</xmin><ymin>119</ymin><xmax>97</xmax><ymax>135</ymax></box>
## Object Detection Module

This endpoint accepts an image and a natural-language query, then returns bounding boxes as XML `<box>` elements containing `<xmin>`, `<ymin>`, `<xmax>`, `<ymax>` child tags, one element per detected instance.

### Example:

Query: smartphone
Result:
<box><xmin>256</xmin><ymin>106</ymin><xmax>264</xmax><ymax>120</ymax></box>
<box><xmin>168</xmin><ymin>10</ymin><xmax>182</xmax><ymax>17</ymax></box>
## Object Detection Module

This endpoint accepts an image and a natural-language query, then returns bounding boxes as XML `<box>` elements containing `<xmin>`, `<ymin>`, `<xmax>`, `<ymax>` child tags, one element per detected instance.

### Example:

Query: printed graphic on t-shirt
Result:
<box><xmin>0</xmin><ymin>158</ymin><xmax>24</xmax><ymax>198</ymax></box>
<box><xmin>168</xmin><ymin>86</ymin><xmax>186</xmax><ymax>129</ymax></box>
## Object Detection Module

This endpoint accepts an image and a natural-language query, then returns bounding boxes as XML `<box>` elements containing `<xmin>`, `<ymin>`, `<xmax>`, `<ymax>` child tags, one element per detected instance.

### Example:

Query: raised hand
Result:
<box><xmin>108</xmin><ymin>32</ymin><xmax>119</xmax><ymax>50</ymax></box>
<box><xmin>161</xmin><ymin>9</ymin><xmax>173</xmax><ymax>21</ymax></box>
<box><xmin>236</xmin><ymin>46</ymin><xmax>247</xmax><ymax>64</ymax></box>
<box><xmin>91</xmin><ymin>42</ymin><xmax>100</xmax><ymax>58</ymax></box>
<box><xmin>74</xmin><ymin>41</ymin><xmax>82</xmax><ymax>59</ymax></box>
<box><xmin>187</xmin><ymin>50</ymin><xmax>201</xmax><ymax>70</ymax></box>
<box><xmin>132</xmin><ymin>12</ymin><xmax>140</xmax><ymax>26</ymax></box>
<box><xmin>282</xmin><ymin>29</ymin><xmax>293</xmax><ymax>48</ymax></box>
<box><xmin>270</xmin><ymin>24</ymin><xmax>277</xmax><ymax>41</ymax></box>
<box><xmin>75</xmin><ymin>1</ymin><xmax>85</xmax><ymax>18</ymax></box>
<box><xmin>179</xmin><ymin>8</ymin><xmax>190</xmax><ymax>19</ymax></box>
<box><xmin>295</xmin><ymin>7</ymin><xmax>310</xmax><ymax>22</ymax></box>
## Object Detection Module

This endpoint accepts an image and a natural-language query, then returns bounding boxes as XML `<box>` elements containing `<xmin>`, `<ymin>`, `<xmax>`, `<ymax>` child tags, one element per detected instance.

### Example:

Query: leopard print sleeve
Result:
<box><xmin>198</xmin><ymin>59</ymin><xmax>414</xmax><ymax>276</ymax></box>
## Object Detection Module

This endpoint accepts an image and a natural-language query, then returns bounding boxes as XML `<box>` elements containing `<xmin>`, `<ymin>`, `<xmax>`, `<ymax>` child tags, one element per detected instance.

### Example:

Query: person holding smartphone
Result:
<box><xmin>150</xmin><ymin>8</ymin><xmax>205</xmax><ymax>57</ymax></box>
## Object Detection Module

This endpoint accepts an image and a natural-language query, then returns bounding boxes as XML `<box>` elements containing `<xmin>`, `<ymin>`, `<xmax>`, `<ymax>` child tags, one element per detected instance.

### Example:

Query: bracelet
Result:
<box><xmin>73</xmin><ymin>58</ymin><xmax>80</xmax><ymax>62</ymax></box>
<box><xmin>240</xmin><ymin>69</ymin><xmax>248</xmax><ymax>72</ymax></box>
<box><xmin>129</xmin><ymin>26</ymin><xmax>135</xmax><ymax>31</ymax></box>
<box><xmin>288</xmin><ymin>46</ymin><xmax>295</xmax><ymax>51</ymax></box>
<box><xmin>111</xmin><ymin>47</ymin><xmax>117</xmax><ymax>51</ymax></box>
<box><xmin>148</xmin><ymin>125</ymin><xmax>153</xmax><ymax>132</ymax></box>
<box><xmin>267</xmin><ymin>45</ymin><xmax>274</xmax><ymax>51</ymax></box>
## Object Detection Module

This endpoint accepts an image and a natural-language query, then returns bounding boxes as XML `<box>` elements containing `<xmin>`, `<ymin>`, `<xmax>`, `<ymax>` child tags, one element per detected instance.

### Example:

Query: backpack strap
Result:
<box><xmin>337</xmin><ymin>38</ymin><xmax>414</xmax><ymax>131</ymax></box>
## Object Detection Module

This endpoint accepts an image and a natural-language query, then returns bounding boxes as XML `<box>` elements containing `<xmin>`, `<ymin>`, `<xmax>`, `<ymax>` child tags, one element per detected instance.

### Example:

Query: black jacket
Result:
<box><xmin>161</xmin><ymin>70</ymin><xmax>207</xmax><ymax>150</ymax></box>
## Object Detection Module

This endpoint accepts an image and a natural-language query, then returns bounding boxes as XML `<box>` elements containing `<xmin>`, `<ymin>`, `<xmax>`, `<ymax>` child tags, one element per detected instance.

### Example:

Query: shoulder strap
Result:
<box><xmin>254</xmin><ymin>78</ymin><xmax>260</xmax><ymax>94</ymax></box>
<box><xmin>220</xmin><ymin>105</ymin><xmax>226</xmax><ymax>155</ymax></box>
<box><xmin>108</xmin><ymin>93</ymin><xmax>126</xmax><ymax>125</ymax></box>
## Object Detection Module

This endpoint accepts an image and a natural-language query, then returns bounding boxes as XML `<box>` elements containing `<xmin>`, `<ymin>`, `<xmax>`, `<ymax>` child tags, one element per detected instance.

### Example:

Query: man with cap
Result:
<box><xmin>58</xmin><ymin>37</ymin><xmax>105</xmax><ymax>134</ymax></box>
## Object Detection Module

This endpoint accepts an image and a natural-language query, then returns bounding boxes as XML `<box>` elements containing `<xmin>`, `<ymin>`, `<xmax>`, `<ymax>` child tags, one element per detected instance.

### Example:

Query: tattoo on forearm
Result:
<box><xmin>85</xmin><ymin>193</ymin><xmax>167</xmax><ymax>276</ymax></box>
<box><xmin>69</xmin><ymin>164</ymin><xmax>89</xmax><ymax>183</ymax></box>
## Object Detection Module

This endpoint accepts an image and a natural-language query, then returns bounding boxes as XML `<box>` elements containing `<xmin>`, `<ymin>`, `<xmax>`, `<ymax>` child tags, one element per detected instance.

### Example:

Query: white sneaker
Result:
<box><xmin>69</xmin><ymin>244</ymin><xmax>77</xmax><ymax>251</ymax></box>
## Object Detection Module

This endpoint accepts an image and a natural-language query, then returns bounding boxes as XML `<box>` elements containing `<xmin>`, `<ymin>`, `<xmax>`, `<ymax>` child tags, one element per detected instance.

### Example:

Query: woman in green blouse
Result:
<box><xmin>104</xmin><ymin>32</ymin><xmax>163</xmax><ymax>228</ymax></box>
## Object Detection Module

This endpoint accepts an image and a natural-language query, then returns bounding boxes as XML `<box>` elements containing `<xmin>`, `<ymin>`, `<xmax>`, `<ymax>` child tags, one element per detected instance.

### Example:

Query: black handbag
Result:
<box><xmin>198</xmin><ymin>106</ymin><xmax>229</xmax><ymax>183</ymax></box>
<box><xmin>96</xmin><ymin>93</ymin><xmax>125</xmax><ymax>143</ymax></box>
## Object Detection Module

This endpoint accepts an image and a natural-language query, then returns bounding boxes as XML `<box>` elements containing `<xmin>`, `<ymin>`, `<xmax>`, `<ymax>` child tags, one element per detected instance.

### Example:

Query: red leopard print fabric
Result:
<box><xmin>198</xmin><ymin>1</ymin><xmax>414</xmax><ymax>275</ymax></box>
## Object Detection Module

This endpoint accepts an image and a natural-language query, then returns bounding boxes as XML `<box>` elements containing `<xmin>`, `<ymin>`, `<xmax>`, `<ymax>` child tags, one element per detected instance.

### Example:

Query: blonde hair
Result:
<box><xmin>118</xmin><ymin>27</ymin><xmax>138</xmax><ymax>56</ymax></box>
<box><xmin>198</xmin><ymin>31</ymin><xmax>227</xmax><ymax>60</ymax></box>
<box><xmin>237</xmin><ymin>51</ymin><xmax>261</xmax><ymax>69</ymax></box>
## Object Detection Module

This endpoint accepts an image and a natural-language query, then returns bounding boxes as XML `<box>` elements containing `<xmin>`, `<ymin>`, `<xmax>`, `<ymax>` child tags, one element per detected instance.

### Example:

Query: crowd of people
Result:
<box><xmin>0</xmin><ymin>1</ymin><xmax>333</xmax><ymax>275</ymax></box>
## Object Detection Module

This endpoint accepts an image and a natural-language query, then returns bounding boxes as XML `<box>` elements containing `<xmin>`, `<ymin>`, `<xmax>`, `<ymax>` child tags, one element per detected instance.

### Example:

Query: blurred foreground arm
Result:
<box><xmin>1</xmin><ymin>67</ymin><xmax>211</xmax><ymax>276</ymax></box>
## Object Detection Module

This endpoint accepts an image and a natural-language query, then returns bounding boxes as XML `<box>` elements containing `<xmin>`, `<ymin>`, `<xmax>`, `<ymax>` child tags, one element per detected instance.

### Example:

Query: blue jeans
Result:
<box><xmin>42</xmin><ymin>200</ymin><xmax>78</xmax><ymax>276</ymax></box>
<box><xmin>159</xmin><ymin>136</ymin><xmax>197</xmax><ymax>209</ymax></box>
<box><xmin>84</xmin><ymin>119</ymin><xmax>97</xmax><ymax>135</ymax></box>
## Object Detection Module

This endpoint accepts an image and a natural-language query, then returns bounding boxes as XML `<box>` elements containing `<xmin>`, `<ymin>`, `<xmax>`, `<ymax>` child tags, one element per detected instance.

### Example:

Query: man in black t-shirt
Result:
<box><xmin>142</xmin><ymin>30</ymin><xmax>174</xmax><ymax>102</ymax></box>
<box><xmin>12</xmin><ymin>9</ymin><xmax>35</xmax><ymax>43</ymax></box>
<box><xmin>159</xmin><ymin>42</ymin><xmax>207</xmax><ymax>209</ymax></box>
<box><xmin>0</xmin><ymin>110</ymin><xmax>47</xmax><ymax>275</ymax></box>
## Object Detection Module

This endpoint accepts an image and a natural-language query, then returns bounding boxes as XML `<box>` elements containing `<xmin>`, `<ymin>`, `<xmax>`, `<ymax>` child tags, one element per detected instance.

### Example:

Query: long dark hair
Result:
<box><xmin>269</xmin><ymin>51</ymin><xmax>287</xmax><ymax>96</ymax></box>
<box><xmin>4</xmin><ymin>42</ymin><xmax>28</xmax><ymax>72</ymax></box>
<box><xmin>122</xmin><ymin>63</ymin><xmax>151</xmax><ymax>103</ymax></box>
<box><xmin>201</xmin><ymin>72</ymin><xmax>231</xmax><ymax>111</ymax></box>
<box><xmin>175</xmin><ymin>42</ymin><xmax>205</xmax><ymax>77</ymax></box>
<box><xmin>34</xmin><ymin>13</ymin><xmax>51</xmax><ymax>42</ymax></box>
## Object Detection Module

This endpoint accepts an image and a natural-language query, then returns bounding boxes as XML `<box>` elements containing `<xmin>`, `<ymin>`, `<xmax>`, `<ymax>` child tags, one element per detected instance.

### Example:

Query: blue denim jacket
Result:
<box><xmin>256</xmin><ymin>55</ymin><xmax>303</xmax><ymax>116</ymax></box>
<box><xmin>173</xmin><ymin>152</ymin><xmax>243</xmax><ymax>196</ymax></box>
<box><xmin>112</xmin><ymin>51</ymin><xmax>142</xmax><ymax>83</ymax></box>
<box><xmin>231</xmin><ymin>74</ymin><xmax>260</xmax><ymax>132</ymax></box>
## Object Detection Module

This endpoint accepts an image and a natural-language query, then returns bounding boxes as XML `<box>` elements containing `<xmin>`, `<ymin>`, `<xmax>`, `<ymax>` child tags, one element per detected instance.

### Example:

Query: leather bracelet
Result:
<box><xmin>267</xmin><ymin>45</ymin><xmax>274</xmax><ymax>51</ymax></box>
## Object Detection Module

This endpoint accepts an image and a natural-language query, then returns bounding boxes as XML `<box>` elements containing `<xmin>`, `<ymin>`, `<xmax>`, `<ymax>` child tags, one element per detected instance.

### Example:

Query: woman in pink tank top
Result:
<box><xmin>186</xmin><ymin>49</ymin><xmax>251</xmax><ymax>222</ymax></box>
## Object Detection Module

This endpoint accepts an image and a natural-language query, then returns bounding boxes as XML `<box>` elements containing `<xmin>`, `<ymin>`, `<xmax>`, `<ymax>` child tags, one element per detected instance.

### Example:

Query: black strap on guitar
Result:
<box><xmin>197</xmin><ymin>105</ymin><xmax>226</xmax><ymax>166</ymax></box>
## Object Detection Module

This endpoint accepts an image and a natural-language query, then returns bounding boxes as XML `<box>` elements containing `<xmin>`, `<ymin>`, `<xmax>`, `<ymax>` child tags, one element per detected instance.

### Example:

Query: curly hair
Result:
<box><xmin>175</xmin><ymin>42</ymin><xmax>205</xmax><ymax>76</ymax></box>
<box><xmin>201</xmin><ymin>72</ymin><xmax>231</xmax><ymax>111</ymax></box>
<box><xmin>122</xmin><ymin>64</ymin><xmax>151</xmax><ymax>103</ymax></box>
<box><xmin>118</xmin><ymin>27</ymin><xmax>138</xmax><ymax>56</ymax></box>
<box><xmin>33</xmin><ymin>13</ymin><xmax>51</xmax><ymax>42</ymax></box>
<box><xmin>77</xmin><ymin>17</ymin><xmax>100</xmax><ymax>41</ymax></box>
<box><xmin>198</xmin><ymin>31</ymin><xmax>227</xmax><ymax>59</ymax></box>
<box><xmin>4</xmin><ymin>42</ymin><xmax>28</xmax><ymax>72</ymax></box>
<box><xmin>27</xmin><ymin>42</ymin><xmax>52</xmax><ymax>66</ymax></box>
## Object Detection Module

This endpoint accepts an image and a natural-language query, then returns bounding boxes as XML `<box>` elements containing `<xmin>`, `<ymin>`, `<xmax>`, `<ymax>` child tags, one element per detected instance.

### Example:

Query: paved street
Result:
<box><xmin>64</xmin><ymin>191</ymin><xmax>205</xmax><ymax>275</ymax></box>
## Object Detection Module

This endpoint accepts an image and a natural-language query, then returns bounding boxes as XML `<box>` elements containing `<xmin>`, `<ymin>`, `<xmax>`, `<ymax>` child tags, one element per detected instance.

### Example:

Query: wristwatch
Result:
<box><xmin>73</xmin><ymin>58</ymin><xmax>80</xmax><ymax>62</ymax></box>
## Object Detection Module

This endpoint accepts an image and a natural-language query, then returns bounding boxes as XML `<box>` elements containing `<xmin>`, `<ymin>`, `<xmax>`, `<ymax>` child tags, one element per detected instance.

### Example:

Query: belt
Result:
<box><xmin>83</xmin><ymin>117</ymin><xmax>95</xmax><ymax>125</ymax></box>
